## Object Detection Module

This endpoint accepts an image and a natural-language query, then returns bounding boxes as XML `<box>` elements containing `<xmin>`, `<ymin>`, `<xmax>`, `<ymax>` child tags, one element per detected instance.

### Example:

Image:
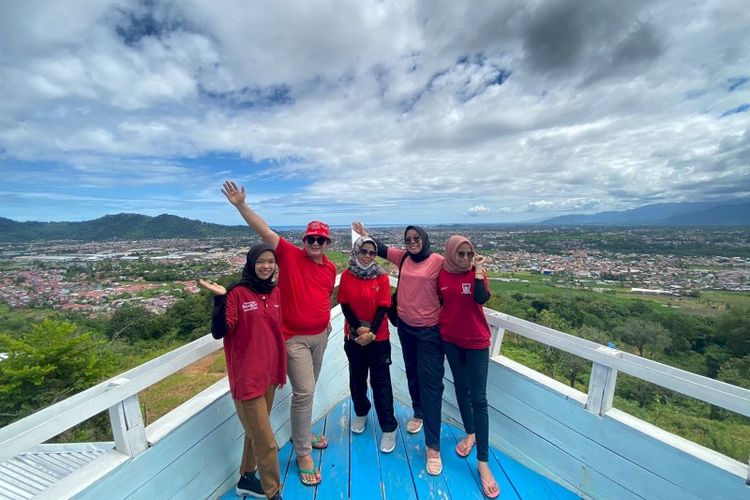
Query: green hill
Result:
<box><xmin>0</xmin><ymin>214</ymin><xmax>251</xmax><ymax>242</ymax></box>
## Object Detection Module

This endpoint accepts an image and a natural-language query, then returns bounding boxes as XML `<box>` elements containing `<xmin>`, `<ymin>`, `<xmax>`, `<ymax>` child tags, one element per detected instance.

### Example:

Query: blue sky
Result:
<box><xmin>1</xmin><ymin>0</ymin><xmax>749</xmax><ymax>225</ymax></box>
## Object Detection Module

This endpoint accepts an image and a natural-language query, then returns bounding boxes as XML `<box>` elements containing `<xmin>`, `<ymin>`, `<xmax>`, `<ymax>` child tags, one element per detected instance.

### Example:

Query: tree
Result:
<box><xmin>0</xmin><ymin>319</ymin><xmax>115</xmax><ymax>426</ymax></box>
<box><xmin>106</xmin><ymin>304</ymin><xmax>161</xmax><ymax>342</ymax></box>
<box><xmin>714</xmin><ymin>307</ymin><xmax>750</xmax><ymax>358</ymax></box>
<box><xmin>613</xmin><ymin>318</ymin><xmax>671</xmax><ymax>357</ymax></box>
<box><xmin>718</xmin><ymin>355</ymin><xmax>750</xmax><ymax>390</ymax></box>
<box><xmin>537</xmin><ymin>310</ymin><xmax>570</xmax><ymax>378</ymax></box>
<box><xmin>165</xmin><ymin>293</ymin><xmax>211</xmax><ymax>340</ymax></box>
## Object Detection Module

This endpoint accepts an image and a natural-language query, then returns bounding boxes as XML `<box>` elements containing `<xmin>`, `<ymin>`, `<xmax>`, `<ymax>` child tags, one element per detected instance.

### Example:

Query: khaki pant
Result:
<box><xmin>286</xmin><ymin>331</ymin><xmax>329</xmax><ymax>456</ymax></box>
<box><xmin>234</xmin><ymin>386</ymin><xmax>280</xmax><ymax>498</ymax></box>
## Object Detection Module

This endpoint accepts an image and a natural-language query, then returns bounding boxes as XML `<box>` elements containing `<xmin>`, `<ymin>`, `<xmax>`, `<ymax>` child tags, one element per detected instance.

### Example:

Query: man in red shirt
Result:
<box><xmin>222</xmin><ymin>180</ymin><xmax>336</xmax><ymax>487</ymax></box>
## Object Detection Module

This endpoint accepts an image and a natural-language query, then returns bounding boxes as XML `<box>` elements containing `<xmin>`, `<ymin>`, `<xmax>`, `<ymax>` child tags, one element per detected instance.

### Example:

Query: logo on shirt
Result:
<box><xmin>461</xmin><ymin>283</ymin><xmax>472</xmax><ymax>295</ymax></box>
<box><xmin>242</xmin><ymin>301</ymin><xmax>259</xmax><ymax>311</ymax></box>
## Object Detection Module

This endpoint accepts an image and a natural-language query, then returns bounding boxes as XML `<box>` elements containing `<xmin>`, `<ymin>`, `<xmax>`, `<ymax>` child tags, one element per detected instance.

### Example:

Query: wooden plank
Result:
<box><xmin>0</xmin><ymin>335</ymin><xmax>223</xmax><ymax>463</ymax></box>
<box><xmin>279</xmin><ymin>417</ymin><xmax>326</xmax><ymax>500</ymax></box>
<box><xmin>316</xmin><ymin>399</ymin><xmax>350</xmax><ymax>500</ymax></box>
<box><xmin>488</xmin><ymin>359</ymin><xmax>749</xmax><ymax>499</ymax></box>
<box><xmin>393</xmin><ymin>399</ymin><xmax>451</xmax><ymax>499</ymax></box>
<box><xmin>350</xmin><ymin>396</ymin><xmax>384</xmax><ymax>500</ymax></box>
<box><xmin>438</xmin><ymin>419</ymin><xmax>485</xmax><ymax>500</ymax></box>
<box><xmin>277</xmin><ymin>438</ymin><xmax>295</xmax><ymax>492</ymax></box>
<box><xmin>74</xmin><ymin>394</ymin><xmax>238</xmax><ymax>500</ymax></box>
<box><xmin>445</xmin><ymin>423</ymin><xmax>521</xmax><ymax>500</ymax></box>
<box><xmin>375</xmin><ymin>401</ymin><xmax>418</xmax><ymax>500</ymax></box>
<box><xmin>486</xmin><ymin>363</ymin><xmax>702</xmax><ymax>500</ymax></box>
<box><xmin>586</xmin><ymin>362</ymin><xmax>617</xmax><ymax>415</ymax></box>
<box><xmin>491</xmin><ymin>447</ymin><xmax>576</xmax><ymax>500</ymax></box>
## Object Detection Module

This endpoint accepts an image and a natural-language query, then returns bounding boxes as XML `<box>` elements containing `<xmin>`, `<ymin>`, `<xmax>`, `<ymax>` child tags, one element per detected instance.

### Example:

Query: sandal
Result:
<box><xmin>426</xmin><ymin>448</ymin><xmax>442</xmax><ymax>476</ymax></box>
<box><xmin>297</xmin><ymin>457</ymin><xmax>322</xmax><ymax>486</ymax></box>
<box><xmin>481</xmin><ymin>476</ymin><xmax>500</xmax><ymax>498</ymax></box>
<box><xmin>311</xmin><ymin>433</ymin><xmax>328</xmax><ymax>449</ymax></box>
<box><xmin>455</xmin><ymin>436</ymin><xmax>475</xmax><ymax>457</ymax></box>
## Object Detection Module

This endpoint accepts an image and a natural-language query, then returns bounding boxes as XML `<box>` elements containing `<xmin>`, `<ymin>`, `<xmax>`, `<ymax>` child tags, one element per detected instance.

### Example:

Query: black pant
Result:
<box><xmin>344</xmin><ymin>339</ymin><xmax>398</xmax><ymax>432</ymax></box>
<box><xmin>444</xmin><ymin>342</ymin><xmax>490</xmax><ymax>461</ymax></box>
<box><xmin>398</xmin><ymin>321</ymin><xmax>444</xmax><ymax>450</ymax></box>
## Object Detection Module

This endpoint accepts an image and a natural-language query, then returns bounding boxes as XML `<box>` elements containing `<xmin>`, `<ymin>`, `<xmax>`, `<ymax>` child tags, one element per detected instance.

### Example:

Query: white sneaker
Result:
<box><xmin>380</xmin><ymin>431</ymin><xmax>397</xmax><ymax>453</ymax></box>
<box><xmin>351</xmin><ymin>415</ymin><xmax>367</xmax><ymax>434</ymax></box>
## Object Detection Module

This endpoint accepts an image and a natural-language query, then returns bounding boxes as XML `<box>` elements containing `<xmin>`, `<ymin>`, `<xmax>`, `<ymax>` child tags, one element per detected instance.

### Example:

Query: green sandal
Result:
<box><xmin>298</xmin><ymin>465</ymin><xmax>322</xmax><ymax>486</ymax></box>
<box><xmin>311</xmin><ymin>433</ymin><xmax>328</xmax><ymax>449</ymax></box>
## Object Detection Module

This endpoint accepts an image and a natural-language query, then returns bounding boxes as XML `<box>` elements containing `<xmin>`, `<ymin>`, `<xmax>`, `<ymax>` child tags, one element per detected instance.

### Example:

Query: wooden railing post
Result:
<box><xmin>489</xmin><ymin>325</ymin><xmax>505</xmax><ymax>357</ymax></box>
<box><xmin>586</xmin><ymin>346</ymin><xmax>620</xmax><ymax>415</ymax></box>
<box><xmin>107</xmin><ymin>378</ymin><xmax>148</xmax><ymax>457</ymax></box>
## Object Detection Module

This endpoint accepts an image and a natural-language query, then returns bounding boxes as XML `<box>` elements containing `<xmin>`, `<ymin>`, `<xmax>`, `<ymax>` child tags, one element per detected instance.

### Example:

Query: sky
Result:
<box><xmin>0</xmin><ymin>0</ymin><xmax>749</xmax><ymax>226</ymax></box>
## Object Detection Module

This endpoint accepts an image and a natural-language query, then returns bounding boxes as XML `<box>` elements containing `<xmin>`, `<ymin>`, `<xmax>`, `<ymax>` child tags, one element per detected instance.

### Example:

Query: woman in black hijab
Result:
<box><xmin>351</xmin><ymin>222</ymin><xmax>446</xmax><ymax>476</ymax></box>
<box><xmin>199</xmin><ymin>243</ymin><xmax>285</xmax><ymax>500</ymax></box>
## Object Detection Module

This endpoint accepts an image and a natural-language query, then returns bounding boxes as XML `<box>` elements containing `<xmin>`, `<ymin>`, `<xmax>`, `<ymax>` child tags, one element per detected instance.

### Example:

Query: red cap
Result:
<box><xmin>303</xmin><ymin>220</ymin><xmax>331</xmax><ymax>240</ymax></box>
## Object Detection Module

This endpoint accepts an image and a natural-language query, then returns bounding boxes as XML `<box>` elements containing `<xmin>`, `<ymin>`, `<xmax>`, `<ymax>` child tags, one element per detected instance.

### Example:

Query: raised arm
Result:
<box><xmin>222</xmin><ymin>180</ymin><xmax>280</xmax><ymax>249</ymax></box>
<box><xmin>352</xmin><ymin>221</ymin><xmax>389</xmax><ymax>259</ymax></box>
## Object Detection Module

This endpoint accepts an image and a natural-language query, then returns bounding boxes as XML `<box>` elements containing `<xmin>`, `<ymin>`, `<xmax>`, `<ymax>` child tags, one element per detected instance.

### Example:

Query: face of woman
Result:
<box><xmin>405</xmin><ymin>229</ymin><xmax>423</xmax><ymax>254</ymax></box>
<box><xmin>356</xmin><ymin>242</ymin><xmax>376</xmax><ymax>267</ymax></box>
<box><xmin>455</xmin><ymin>242</ymin><xmax>474</xmax><ymax>271</ymax></box>
<box><xmin>254</xmin><ymin>250</ymin><xmax>276</xmax><ymax>280</ymax></box>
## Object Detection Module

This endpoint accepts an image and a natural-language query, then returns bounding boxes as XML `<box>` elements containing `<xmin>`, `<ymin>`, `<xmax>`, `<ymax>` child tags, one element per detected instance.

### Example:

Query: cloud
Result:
<box><xmin>468</xmin><ymin>204</ymin><xmax>491</xmax><ymax>216</ymax></box>
<box><xmin>0</xmin><ymin>0</ymin><xmax>749</xmax><ymax>224</ymax></box>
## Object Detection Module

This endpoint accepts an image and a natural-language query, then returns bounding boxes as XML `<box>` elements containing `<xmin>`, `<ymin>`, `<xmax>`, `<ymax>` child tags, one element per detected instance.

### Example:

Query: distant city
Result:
<box><xmin>1</xmin><ymin>225</ymin><xmax>748</xmax><ymax>316</ymax></box>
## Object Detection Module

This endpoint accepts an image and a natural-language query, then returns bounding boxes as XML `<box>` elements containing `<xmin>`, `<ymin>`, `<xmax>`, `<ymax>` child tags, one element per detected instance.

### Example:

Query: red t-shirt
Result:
<box><xmin>275</xmin><ymin>237</ymin><xmax>337</xmax><ymax>338</ymax></box>
<box><xmin>337</xmin><ymin>270</ymin><xmax>391</xmax><ymax>341</ymax></box>
<box><xmin>224</xmin><ymin>286</ymin><xmax>287</xmax><ymax>400</ymax></box>
<box><xmin>438</xmin><ymin>269</ymin><xmax>491</xmax><ymax>349</ymax></box>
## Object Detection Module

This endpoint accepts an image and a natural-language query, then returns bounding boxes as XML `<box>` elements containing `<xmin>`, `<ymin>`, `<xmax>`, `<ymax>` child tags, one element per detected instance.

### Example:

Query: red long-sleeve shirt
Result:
<box><xmin>224</xmin><ymin>286</ymin><xmax>287</xmax><ymax>400</ymax></box>
<box><xmin>438</xmin><ymin>269</ymin><xmax>491</xmax><ymax>349</ymax></box>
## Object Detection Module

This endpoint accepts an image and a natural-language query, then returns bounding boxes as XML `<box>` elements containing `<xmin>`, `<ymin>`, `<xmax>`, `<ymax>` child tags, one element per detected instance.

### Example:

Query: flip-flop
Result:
<box><xmin>298</xmin><ymin>465</ymin><xmax>322</xmax><ymax>486</ymax></box>
<box><xmin>311</xmin><ymin>433</ymin><xmax>328</xmax><ymax>449</ymax></box>
<box><xmin>455</xmin><ymin>436</ymin><xmax>475</xmax><ymax>457</ymax></box>
<box><xmin>481</xmin><ymin>476</ymin><xmax>500</xmax><ymax>498</ymax></box>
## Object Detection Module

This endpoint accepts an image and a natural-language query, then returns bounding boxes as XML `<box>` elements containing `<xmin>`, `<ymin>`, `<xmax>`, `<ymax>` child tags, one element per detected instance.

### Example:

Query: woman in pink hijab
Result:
<box><xmin>438</xmin><ymin>235</ymin><xmax>499</xmax><ymax>498</ymax></box>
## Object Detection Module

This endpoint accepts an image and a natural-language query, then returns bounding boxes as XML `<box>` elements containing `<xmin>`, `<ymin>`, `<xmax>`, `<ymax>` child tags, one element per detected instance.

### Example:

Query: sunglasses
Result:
<box><xmin>457</xmin><ymin>251</ymin><xmax>474</xmax><ymax>259</ymax></box>
<box><xmin>358</xmin><ymin>248</ymin><xmax>376</xmax><ymax>257</ymax></box>
<box><xmin>405</xmin><ymin>236</ymin><xmax>421</xmax><ymax>244</ymax></box>
<box><xmin>304</xmin><ymin>236</ymin><xmax>328</xmax><ymax>245</ymax></box>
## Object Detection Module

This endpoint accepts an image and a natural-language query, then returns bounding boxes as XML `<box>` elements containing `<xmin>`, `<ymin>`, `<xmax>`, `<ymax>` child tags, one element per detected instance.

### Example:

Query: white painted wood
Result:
<box><xmin>486</xmin><ymin>312</ymin><xmax>750</xmax><ymax>417</ymax></box>
<box><xmin>107</xmin><ymin>379</ymin><xmax>147</xmax><ymax>458</ymax></box>
<box><xmin>586</xmin><ymin>362</ymin><xmax>618</xmax><ymax>415</ymax></box>
<box><xmin>0</xmin><ymin>334</ymin><xmax>223</xmax><ymax>463</ymax></box>
<box><xmin>37</xmin><ymin>450</ymin><xmax>129</xmax><ymax>500</ymax></box>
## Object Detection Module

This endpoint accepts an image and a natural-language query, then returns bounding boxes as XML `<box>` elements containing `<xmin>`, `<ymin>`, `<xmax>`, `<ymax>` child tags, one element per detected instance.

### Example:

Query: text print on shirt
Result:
<box><xmin>242</xmin><ymin>300</ymin><xmax>259</xmax><ymax>312</ymax></box>
<box><xmin>461</xmin><ymin>282</ymin><xmax>472</xmax><ymax>295</ymax></box>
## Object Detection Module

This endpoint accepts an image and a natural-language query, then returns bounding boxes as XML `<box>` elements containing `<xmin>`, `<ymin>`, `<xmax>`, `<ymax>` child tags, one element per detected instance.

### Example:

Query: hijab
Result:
<box><xmin>226</xmin><ymin>243</ymin><xmax>277</xmax><ymax>295</ymax></box>
<box><xmin>443</xmin><ymin>234</ymin><xmax>474</xmax><ymax>274</ymax></box>
<box><xmin>347</xmin><ymin>236</ymin><xmax>385</xmax><ymax>279</ymax></box>
<box><xmin>404</xmin><ymin>225</ymin><xmax>432</xmax><ymax>263</ymax></box>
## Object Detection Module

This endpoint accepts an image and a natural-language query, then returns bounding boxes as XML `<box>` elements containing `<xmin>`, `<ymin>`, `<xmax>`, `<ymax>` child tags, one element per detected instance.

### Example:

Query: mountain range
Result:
<box><xmin>1</xmin><ymin>201</ymin><xmax>748</xmax><ymax>242</ymax></box>
<box><xmin>0</xmin><ymin>213</ymin><xmax>250</xmax><ymax>243</ymax></box>
<box><xmin>540</xmin><ymin>201</ymin><xmax>750</xmax><ymax>225</ymax></box>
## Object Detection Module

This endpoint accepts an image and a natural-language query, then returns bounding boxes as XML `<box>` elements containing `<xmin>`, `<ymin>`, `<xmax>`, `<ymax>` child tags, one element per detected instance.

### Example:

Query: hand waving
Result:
<box><xmin>352</xmin><ymin>221</ymin><xmax>368</xmax><ymax>237</ymax></box>
<box><xmin>198</xmin><ymin>279</ymin><xmax>227</xmax><ymax>296</ymax></box>
<box><xmin>221</xmin><ymin>180</ymin><xmax>246</xmax><ymax>207</ymax></box>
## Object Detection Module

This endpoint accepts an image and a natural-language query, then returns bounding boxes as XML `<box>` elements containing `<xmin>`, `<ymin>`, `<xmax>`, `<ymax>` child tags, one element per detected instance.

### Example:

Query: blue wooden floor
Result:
<box><xmin>220</xmin><ymin>398</ymin><xmax>580</xmax><ymax>499</ymax></box>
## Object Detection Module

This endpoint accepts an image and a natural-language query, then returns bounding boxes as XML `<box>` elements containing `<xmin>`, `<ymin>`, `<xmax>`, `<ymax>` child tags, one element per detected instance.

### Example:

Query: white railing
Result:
<box><xmin>480</xmin><ymin>309</ymin><xmax>750</xmax><ymax>419</ymax></box>
<box><xmin>2</xmin><ymin>274</ymin><xmax>748</xmax><ymax>483</ymax></box>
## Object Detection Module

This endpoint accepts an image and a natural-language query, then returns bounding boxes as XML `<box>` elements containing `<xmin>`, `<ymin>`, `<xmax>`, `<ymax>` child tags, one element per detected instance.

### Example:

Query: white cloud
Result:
<box><xmin>0</xmin><ymin>0</ymin><xmax>749</xmax><ymax>224</ymax></box>
<box><xmin>468</xmin><ymin>204</ymin><xmax>491</xmax><ymax>216</ymax></box>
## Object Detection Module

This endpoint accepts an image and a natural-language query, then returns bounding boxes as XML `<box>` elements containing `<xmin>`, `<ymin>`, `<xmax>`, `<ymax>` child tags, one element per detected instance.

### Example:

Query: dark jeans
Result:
<box><xmin>444</xmin><ymin>342</ymin><xmax>490</xmax><ymax>461</ymax></box>
<box><xmin>344</xmin><ymin>339</ymin><xmax>398</xmax><ymax>432</ymax></box>
<box><xmin>398</xmin><ymin>321</ymin><xmax>444</xmax><ymax>450</ymax></box>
